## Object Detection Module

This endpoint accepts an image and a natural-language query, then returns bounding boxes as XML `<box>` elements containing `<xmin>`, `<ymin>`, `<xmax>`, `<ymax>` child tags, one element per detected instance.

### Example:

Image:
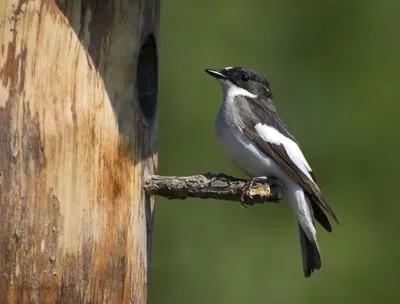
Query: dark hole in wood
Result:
<box><xmin>137</xmin><ymin>33</ymin><xmax>158</xmax><ymax>122</ymax></box>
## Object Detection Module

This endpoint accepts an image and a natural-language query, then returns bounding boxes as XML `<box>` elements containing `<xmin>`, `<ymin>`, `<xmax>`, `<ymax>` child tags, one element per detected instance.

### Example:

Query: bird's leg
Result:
<box><xmin>263</xmin><ymin>176</ymin><xmax>279</xmax><ymax>187</ymax></box>
<box><xmin>240</xmin><ymin>176</ymin><xmax>269</xmax><ymax>206</ymax></box>
<box><xmin>264</xmin><ymin>176</ymin><xmax>282</xmax><ymax>203</ymax></box>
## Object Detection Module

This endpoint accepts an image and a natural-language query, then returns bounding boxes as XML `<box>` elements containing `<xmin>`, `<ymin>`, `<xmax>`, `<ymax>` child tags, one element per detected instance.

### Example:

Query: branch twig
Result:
<box><xmin>143</xmin><ymin>173</ymin><xmax>284</xmax><ymax>204</ymax></box>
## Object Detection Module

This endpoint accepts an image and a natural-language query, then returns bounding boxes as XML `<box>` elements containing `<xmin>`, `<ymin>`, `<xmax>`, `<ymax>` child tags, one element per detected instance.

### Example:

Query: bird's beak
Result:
<box><xmin>204</xmin><ymin>69</ymin><xmax>227</xmax><ymax>80</ymax></box>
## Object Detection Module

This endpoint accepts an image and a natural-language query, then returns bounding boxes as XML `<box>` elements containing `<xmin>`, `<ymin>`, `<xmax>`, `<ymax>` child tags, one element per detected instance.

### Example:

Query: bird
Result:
<box><xmin>204</xmin><ymin>66</ymin><xmax>338</xmax><ymax>277</ymax></box>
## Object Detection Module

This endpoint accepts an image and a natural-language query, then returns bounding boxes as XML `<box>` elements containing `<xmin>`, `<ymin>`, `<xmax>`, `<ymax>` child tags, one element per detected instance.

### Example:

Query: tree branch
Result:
<box><xmin>144</xmin><ymin>173</ymin><xmax>284</xmax><ymax>204</ymax></box>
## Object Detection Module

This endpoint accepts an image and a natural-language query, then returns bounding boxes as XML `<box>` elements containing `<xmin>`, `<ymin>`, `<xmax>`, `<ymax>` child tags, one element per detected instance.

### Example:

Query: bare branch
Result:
<box><xmin>143</xmin><ymin>173</ymin><xmax>284</xmax><ymax>204</ymax></box>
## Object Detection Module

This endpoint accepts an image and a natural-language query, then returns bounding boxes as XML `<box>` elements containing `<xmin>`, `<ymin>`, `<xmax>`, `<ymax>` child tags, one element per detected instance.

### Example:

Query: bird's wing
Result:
<box><xmin>243</xmin><ymin>123</ymin><xmax>339</xmax><ymax>224</ymax></box>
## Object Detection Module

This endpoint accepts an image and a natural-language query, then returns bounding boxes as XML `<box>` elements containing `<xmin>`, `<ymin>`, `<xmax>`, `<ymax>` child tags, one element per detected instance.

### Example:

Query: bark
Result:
<box><xmin>0</xmin><ymin>1</ymin><xmax>159</xmax><ymax>303</ymax></box>
<box><xmin>144</xmin><ymin>174</ymin><xmax>284</xmax><ymax>204</ymax></box>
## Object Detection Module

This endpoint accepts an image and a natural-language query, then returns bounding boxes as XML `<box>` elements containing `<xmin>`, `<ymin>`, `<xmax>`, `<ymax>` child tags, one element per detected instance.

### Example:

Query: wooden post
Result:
<box><xmin>0</xmin><ymin>0</ymin><xmax>159</xmax><ymax>303</ymax></box>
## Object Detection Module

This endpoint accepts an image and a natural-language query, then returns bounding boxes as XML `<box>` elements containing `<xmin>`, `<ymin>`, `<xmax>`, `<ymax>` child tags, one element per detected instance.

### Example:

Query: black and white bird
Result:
<box><xmin>205</xmin><ymin>67</ymin><xmax>338</xmax><ymax>277</ymax></box>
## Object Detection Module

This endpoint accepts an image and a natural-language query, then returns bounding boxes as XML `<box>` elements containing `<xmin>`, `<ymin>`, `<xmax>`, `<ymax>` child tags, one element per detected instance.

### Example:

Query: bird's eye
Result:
<box><xmin>240</xmin><ymin>74</ymin><xmax>249</xmax><ymax>82</ymax></box>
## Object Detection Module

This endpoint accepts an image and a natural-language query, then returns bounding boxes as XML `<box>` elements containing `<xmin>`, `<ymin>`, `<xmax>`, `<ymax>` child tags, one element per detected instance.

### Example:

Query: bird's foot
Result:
<box><xmin>265</xmin><ymin>176</ymin><xmax>279</xmax><ymax>187</ymax></box>
<box><xmin>264</xmin><ymin>176</ymin><xmax>282</xmax><ymax>203</ymax></box>
<box><xmin>207</xmin><ymin>173</ymin><xmax>241</xmax><ymax>187</ymax></box>
<box><xmin>240</xmin><ymin>176</ymin><xmax>269</xmax><ymax>207</ymax></box>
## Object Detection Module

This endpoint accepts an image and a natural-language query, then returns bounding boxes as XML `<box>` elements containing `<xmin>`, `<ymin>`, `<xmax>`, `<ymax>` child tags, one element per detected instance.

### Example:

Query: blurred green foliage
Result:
<box><xmin>149</xmin><ymin>0</ymin><xmax>400</xmax><ymax>303</ymax></box>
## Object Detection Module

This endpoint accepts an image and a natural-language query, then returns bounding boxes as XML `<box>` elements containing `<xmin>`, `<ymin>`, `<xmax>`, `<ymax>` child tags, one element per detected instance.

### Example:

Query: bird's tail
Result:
<box><xmin>298</xmin><ymin>223</ymin><xmax>321</xmax><ymax>277</ymax></box>
<box><xmin>286</xmin><ymin>182</ymin><xmax>322</xmax><ymax>277</ymax></box>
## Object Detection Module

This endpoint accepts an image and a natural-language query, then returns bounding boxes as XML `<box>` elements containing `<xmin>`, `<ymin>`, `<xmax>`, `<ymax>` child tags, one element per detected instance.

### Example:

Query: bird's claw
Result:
<box><xmin>240</xmin><ymin>176</ymin><xmax>269</xmax><ymax>207</ymax></box>
<box><xmin>209</xmin><ymin>173</ymin><xmax>239</xmax><ymax>187</ymax></box>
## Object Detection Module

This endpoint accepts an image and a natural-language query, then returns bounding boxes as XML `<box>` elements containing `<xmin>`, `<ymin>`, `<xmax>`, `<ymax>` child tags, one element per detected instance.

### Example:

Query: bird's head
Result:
<box><xmin>205</xmin><ymin>67</ymin><xmax>272</xmax><ymax>99</ymax></box>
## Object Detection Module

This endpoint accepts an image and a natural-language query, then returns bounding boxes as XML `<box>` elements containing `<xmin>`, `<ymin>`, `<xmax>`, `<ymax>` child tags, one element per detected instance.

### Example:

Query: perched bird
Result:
<box><xmin>205</xmin><ymin>67</ymin><xmax>338</xmax><ymax>277</ymax></box>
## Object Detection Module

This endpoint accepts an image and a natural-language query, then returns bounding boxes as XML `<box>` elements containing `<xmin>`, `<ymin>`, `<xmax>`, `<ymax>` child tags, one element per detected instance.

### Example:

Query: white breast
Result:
<box><xmin>215</xmin><ymin>107</ymin><xmax>288</xmax><ymax>180</ymax></box>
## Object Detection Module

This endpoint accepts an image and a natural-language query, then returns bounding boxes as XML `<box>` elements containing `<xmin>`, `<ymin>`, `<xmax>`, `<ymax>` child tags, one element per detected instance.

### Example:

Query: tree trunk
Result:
<box><xmin>0</xmin><ymin>0</ymin><xmax>159</xmax><ymax>303</ymax></box>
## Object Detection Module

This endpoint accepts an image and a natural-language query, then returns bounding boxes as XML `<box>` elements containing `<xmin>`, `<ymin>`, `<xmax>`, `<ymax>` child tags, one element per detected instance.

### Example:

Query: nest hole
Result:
<box><xmin>137</xmin><ymin>33</ymin><xmax>158</xmax><ymax>123</ymax></box>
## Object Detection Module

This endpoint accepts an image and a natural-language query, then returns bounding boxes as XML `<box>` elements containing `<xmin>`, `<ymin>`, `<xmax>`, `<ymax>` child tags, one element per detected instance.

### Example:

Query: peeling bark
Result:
<box><xmin>0</xmin><ymin>1</ymin><xmax>159</xmax><ymax>303</ymax></box>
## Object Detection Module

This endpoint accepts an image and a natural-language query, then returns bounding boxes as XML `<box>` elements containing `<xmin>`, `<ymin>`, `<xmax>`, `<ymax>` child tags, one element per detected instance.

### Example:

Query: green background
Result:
<box><xmin>150</xmin><ymin>1</ymin><xmax>400</xmax><ymax>303</ymax></box>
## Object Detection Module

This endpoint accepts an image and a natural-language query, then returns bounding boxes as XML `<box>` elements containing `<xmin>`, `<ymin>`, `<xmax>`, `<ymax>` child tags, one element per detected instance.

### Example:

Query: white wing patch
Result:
<box><xmin>254</xmin><ymin>123</ymin><xmax>313</xmax><ymax>180</ymax></box>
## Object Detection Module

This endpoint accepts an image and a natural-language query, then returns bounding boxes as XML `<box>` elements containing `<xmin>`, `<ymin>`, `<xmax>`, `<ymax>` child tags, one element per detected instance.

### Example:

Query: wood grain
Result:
<box><xmin>0</xmin><ymin>0</ymin><xmax>159</xmax><ymax>303</ymax></box>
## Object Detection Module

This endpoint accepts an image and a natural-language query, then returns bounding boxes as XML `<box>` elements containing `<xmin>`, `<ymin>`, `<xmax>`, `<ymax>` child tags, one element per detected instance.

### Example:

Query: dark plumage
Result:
<box><xmin>206</xmin><ymin>67</ymin><xmax>338</xmax><ymax>277</ymax></box>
